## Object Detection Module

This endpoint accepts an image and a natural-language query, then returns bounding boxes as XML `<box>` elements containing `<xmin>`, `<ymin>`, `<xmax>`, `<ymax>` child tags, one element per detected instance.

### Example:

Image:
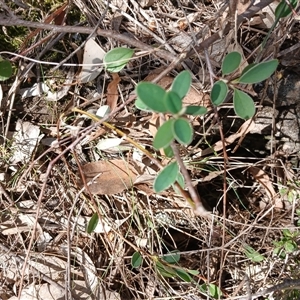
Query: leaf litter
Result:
<box><xmin>0</xmin><ymin>0</ymin><xmax>300</xmax><ymax>299</ymax></box>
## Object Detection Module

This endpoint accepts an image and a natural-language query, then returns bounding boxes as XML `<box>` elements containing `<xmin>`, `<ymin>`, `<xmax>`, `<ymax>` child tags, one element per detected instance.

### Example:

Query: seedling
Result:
<box><xmin>135</xmin><ymin>71</ymin><xmax>207</xmax><ymax>193</ymax></box>
<box><xmin>211</xmin><ymin>52</ymin><xmax>278</xmax><ymax>119</ymax></box>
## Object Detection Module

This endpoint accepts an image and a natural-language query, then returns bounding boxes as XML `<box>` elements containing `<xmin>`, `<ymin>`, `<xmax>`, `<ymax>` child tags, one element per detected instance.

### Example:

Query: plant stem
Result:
<box><xmin>169</xmin><ymin>141</ymin><xmax>210</xmax><ymax>217</ymax></box>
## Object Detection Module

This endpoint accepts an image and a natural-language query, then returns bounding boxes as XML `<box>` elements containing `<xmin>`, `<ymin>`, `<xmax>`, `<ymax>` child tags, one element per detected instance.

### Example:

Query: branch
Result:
<box><xmin>0</xmin><ymin>0</ymin><xmax>275</xmax><ymax>64</ymax></box>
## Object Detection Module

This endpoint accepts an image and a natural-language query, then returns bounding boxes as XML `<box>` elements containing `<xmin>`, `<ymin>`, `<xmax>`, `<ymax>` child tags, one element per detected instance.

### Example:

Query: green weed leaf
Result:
<box><xmin>87</xmin><ymin>213</ymin><xmax>99</xmax><ymax>234</ymax></box>
<box><xmin>164</xmin><ymin>91</ymin><xmax>182</xmax><ymax>114</ymax></box>
<box><xmin>162</xmin><ymin>250</ymin><xmax>180</xmax><ymax>264</ymax></box>
<box><xmin>173</xmin><ymin>118</ymin><xmax>193</xmax><ymax>145</ymax></box>
<box><xmin>233</xmin><ymin>89</ymin><xmax>255</xmax><ymax>119</ymax></box>
<box><xmin>222</xmin><ymin>51</ymin><xmax>242</xmax><ymax>75</ymax></box>
<box><xmin>104</xmin><ymin>47</ymin><xmax>134</xmax><ymax>72</ymax></box>
<box><xmin>131</xmin><ymin>252</ymin><xmax>143</xmax><ymax>268</ymax></box>
<box><xmin>244</xmin><ymin>245</ymin><xmax>265</xmax><ymax>262</ymax></box>
<box><xmin>176</xmin><ymin>172</ymin><xmax>185</xmax><ymax>188</ymax></box>
<box><xmin>185</xmin><ymin>105</ymin><xmax>207</xmax><ymax>116</ymax></box>
<box><xmin>284</xmin><ymin>241</ymin><xmax>297</xmax><ymax>253</ymax></box>
<box><xmin>187</xmin><ymin>269</ymin><xmax>199</xmax><ymax>275</ymax></box>
<box><xmin>238</xmin><ymin>59</ymin><xmax>278</xmax><ymax>84</ymax></box>
<box><xmin>136</xmin><ymin>82</ymin><xmax>167</xmax><ymax>113</ymax></box>
<box><xmin>200</xmin><ymin>283</ymin><xmax>223</xmax><ymax>299</ymax></box>
<box><xmin>275</xmin><ymin>0</ymin><xmax>298</xmax><ymax>19</ymax></box>
<box><xmin>154</xmin><ymin>161</ymin><xmax>179</xmax><ymax>192</ymax></box>
<box><xmin>0</xmin><ymin>60</ymin><xmax>12</xmax><ymax>81</ymax></box>
<box><xmin>153</xmin><ymin>119</ymin><xmax>175</xmax><ymax>149</ymax></box>
<box><xmin>211</xmin><ymin>80</ymin><xmax>228</xmax><ymax>106</ymax></box>
<box><xmin>171</xmin><ymin>70</ymin><xmax>191</xmax><ymax>99</ymax></box>
<box><xmin>163</xmin><ymin>145</ymin><xmax>174</xmax><ymax>157</ymax></box>
<box><xmin>175</xmin><ymin>269</ymin><xmax>192</xmax><ymax>282</ymax></box>
<box><xmin>156</xmin><ymin>261</ymin><xmax>177</xmax><ymax>278</ymax></box>
<box><xmin>135</xmin><ymin>97</ymin><xmax>151</xmax><ymax>111</ymax></box>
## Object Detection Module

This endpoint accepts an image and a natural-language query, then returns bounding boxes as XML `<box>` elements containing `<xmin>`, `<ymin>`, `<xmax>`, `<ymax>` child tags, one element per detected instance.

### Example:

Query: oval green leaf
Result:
<box><xmin>87</xmin><ymin>213</ymin><xmax>99</xmax><ymax>234</ymax></box>
<box><xmin>163</xmin><ymin>145</ymin><xmax>174</xmax><ymax>158</ymax></box>
<box><xmin>211</xmin><ymin>80</ymin><xmax>228</xmax><ymax>106</ymax></box>
<box><xmin>238</xmin><ymin>59</ymin><xmax>278</xmax><ymax>84</ymax></box>
<box><xmin>171</xmin><ymin>70</ymin><xmax>191</xmax><ymax>99</ymax></box>
<box><xmin>162</xmin><ymin>250</ymin><xmax>180</xmax><ymax>264</ymax></box>
<box><xmin>104</xmin><ymin>47</ymin><xmax>134</xmax><ymax>72</ymax></box>
<box><xmin>131</xmin><ymin>252</ymin><xmax>143</xmax><ymax>268</ymax></box>
<box><xmin>185</xmin><ymin>105</ymin><xmax>207</xmax><ymax>116</ymax></box>
<box><xmin>156</xmin><ymin>261</ymin><xmax>177</xmax><ymax>278</ymax></box>
<box><xmin>176</xmin><ymin>172</ymin><xmax>185</xmax><ymax>188</ymax></box>
<box><xmin>173</xmin><ymin>118</ymin><xmax>193</xmax><ymax>145</ymax></box>
<box><xmin>175</xmin><ymin>269</ymin><xmax>192</xmax><ymax>282</ymax></box>
<box><xmin>164</xmin><ymin>91</ymin><xmax>182</xmax><ymax>114</ymax></box>
<box><xmin>0</xmin><ymin>60</ymin><xmax>12</xmax><ymax>81</ymax></box>
<box><xmin>135</xmin><ymin>97</ymin><xmax>151</xmax><ymax>111</ymax></box>
<box><xmin>153</xmin><ymin>119</ymin><xmax>175</xmax><ymax>149</ymax></box>
<box><xmin>136</xmin><ymin>82</ymin><xmax>167</xmax><ymax>113</ymax></box>
<box><xmin>154</xmin><ymin>161</ymin><xmax>179</xmax><ymax>192</ymax></box>
<box><xmin>233</xmin><ymin>89</ymin><xmax>255</xmax><ymax>119</ymax></box>
<box><xmin>200</xmin><ymin>283</ymin><xmax>222</xmax><ymax>299</ymax></box>
<box><xmin>222</xmin><ymin>51</ymin><xmax>242</xmax><ymax>75</ymax></box>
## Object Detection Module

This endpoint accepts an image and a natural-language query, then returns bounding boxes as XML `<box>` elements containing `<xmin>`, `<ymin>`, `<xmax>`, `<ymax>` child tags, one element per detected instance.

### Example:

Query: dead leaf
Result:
<box><xmin>249</xmin><ymin>166</ymin><xmax>283</xmax><ymax>209</ymax></box>
<box><xmin>10</xmin><ymin>119</ymin><xmax>42</xmax><ymax>164</ymax></box>
<box><xmin>107</xmin><ymin>73</ymin><xmax>120</xmax><ymax>110</ymax></box>
<box><xmin>77</xmin><ymin>38</ymin><xmax>106</xmax><ymax>83</ymax></box>
<box><xmin>81</xmin><ymin>159</ymin><xmax>138</xmax><ymax>195</ymax></box>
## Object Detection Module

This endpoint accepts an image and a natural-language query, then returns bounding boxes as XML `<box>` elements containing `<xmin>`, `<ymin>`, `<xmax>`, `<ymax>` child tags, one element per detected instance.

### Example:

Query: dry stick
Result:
<box><xmin>0</xmin><ymin>0</ymin><xmax>274</xmax><ymax>65</ymax></box>
<box><xmin>204</xmin><ymin>48</ymin><xmax>229</xmax><ymax>288</ymax></box>
<box><xmin>51</xmin><ymin>0</ymin><xmax>110</xmax><ymax>72</ymax></box>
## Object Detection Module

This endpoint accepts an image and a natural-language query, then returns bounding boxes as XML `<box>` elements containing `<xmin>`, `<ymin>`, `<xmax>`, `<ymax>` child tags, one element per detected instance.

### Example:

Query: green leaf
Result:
<box><xmin>175</xmin><ymin>268</ymin><xmax>192</xmax><ymax>282</ymax></box>
<box><xmin>87</xmin><ymin>213</ymin><xmax>99</xmax><ymax>234</ymax></box>
<box><xmin>162</xmin><ymin>250</ymin><xmax>180</xmax><ymax>264</ymax></box>
<box><xmin>185</xmin><ymin>105</ymin><xmax>207</xmax><ymax>116</ymax></box>
<box><xmin>171</xmin><ymin>70</ymin><xmax>191</xmax><ymax>99</ymax></box>
<box><xmin>136</xmin><ymin>82</ymin><xmax>167</xmax><ymax>113</ymax></box>
<box><xmin>135</xmin><ymin>97</ymin><xmax>151</xmax><ymax>111</ymax></box>
<box><xmin>238</xmin><ymin>59</ymin><xmax>278</xmax><ymax>84</ymax></box>
<box><xmin>104</xmin><ymin>47</ymin><xmax>134</xmax><ymax>72</ymax></box>
<box><xmin>156</xmin><ymin>261</ymin><xmax>177</xmax><ymax>278</ymax></box>
<box><xmin>176</xmin><ymin>172</ymin><xmax>185</xmax><ymax>188</ymax></box>
<box><xmin>284</xmin><ymin>241</ymin><xmax>297</xmax><ymax>253</ymax></box>
<box><xmin>131</xmin><ymin>252</ymin><xmax>143</xmax><ymax>268</ymax></box>
<box><xmin>163</xmin><ymin>145</ymin><xmax>174</xmax><ymax>158</ymax></box>
<box><xmin>233</xmin><ymin>89</ymin><xmax>255</xmax><ymax>119</ymax></box>
<box><xmin>187</xmin><ymin>269</ymin><xmax>199</xmax><ymax>275</ymax></box>
<box><xmin>0</xmin><ymin>60</ymin><xmax>12</xmax><ymax>81</ymax></box>
<box><xmin>199</xmin><ymin>283</ymin><xmax>223</xmax><ymax>299</ymax></box>
<box><xmin>153</xmin><ymin>119</ymin><xmax>175</xmax><ymax>149</ymax></box>
<box><xmin>244</xmin><ymin>245</ymin><xmax>265</xmax><ymax>262</ymax></box>
<box><xmin>211</xmin><ymin>80</ymin><xmax>228</xmax><ymax>106</ymax></box>
<box><xmin>275</xmin><ymin>0</ymin><xmax>298</xmax><ymax>19</ymax></box>
<box><xmin>164</xmin><ymin>91</ymin><xmax>182</xmax><ymax>114</ymax></box>
<box><xmin>222</xmin><ymin>51</ymin><xmax>242</xmax><ymax>75</ymax></box>
<box><xmin>173</xmin><ymin>118</ymin><xmax>193</xmax><ymax>145</ymax></box>
<box><xmin>154</xmin><ymin>161</ymin><xmax>179</xmax><ymax>192</ymax></box>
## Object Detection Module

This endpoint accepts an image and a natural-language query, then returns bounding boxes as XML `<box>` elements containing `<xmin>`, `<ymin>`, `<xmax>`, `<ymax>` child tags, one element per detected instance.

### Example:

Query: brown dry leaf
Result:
<box><xmin>107</xmin><ymin>73</ymin><xmax>120</xmax><ymax>110</ymax></box>
<box><xmin>249</xmin><ymin>166</ymin><xmax>283</xmax><ymax>209</ymax></box>
<box><xmin>81</xmin><ymin>159</ymin><xmax>138</xmax><ymax>195</ymax></box>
